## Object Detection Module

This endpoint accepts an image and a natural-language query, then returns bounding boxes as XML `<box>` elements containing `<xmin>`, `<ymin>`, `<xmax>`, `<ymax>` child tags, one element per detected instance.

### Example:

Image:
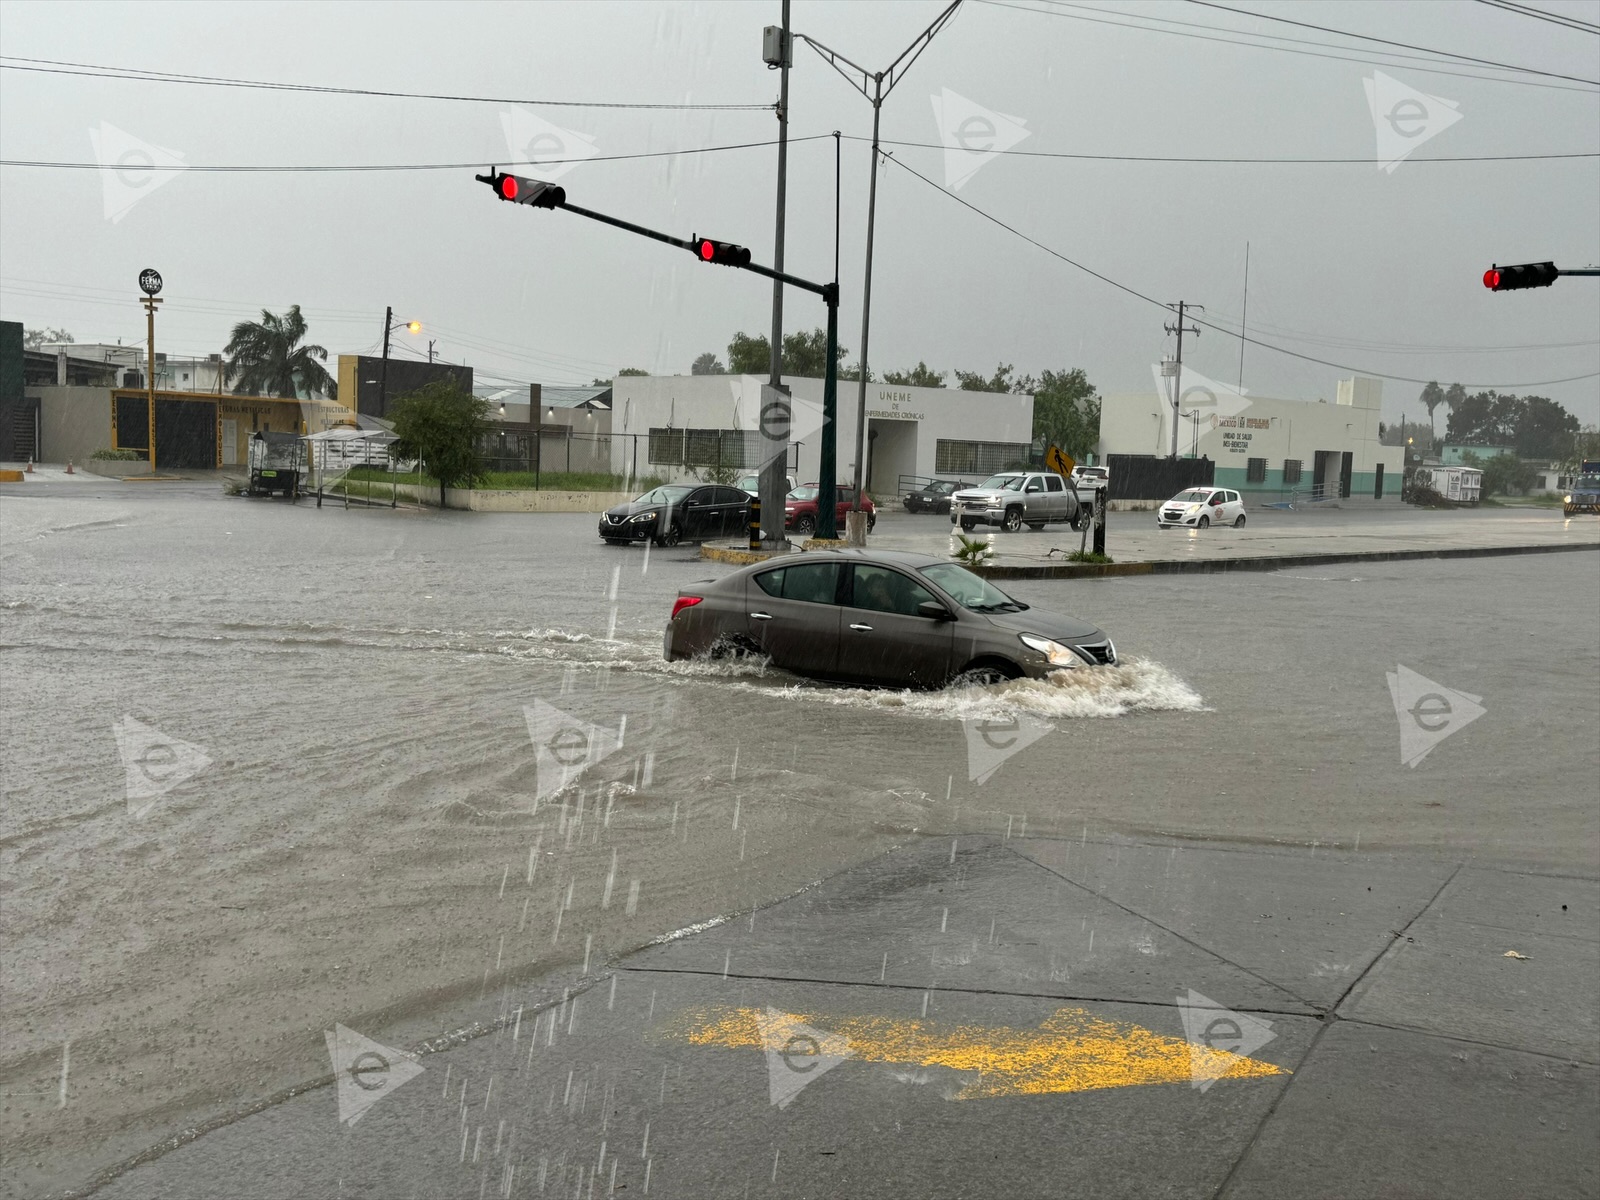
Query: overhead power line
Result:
<box><xmin>1182</xmin><ymin>0</ymin><xmax>1600</xmax><ymax>86</ymax></box>
<box><xmin>850</xmin><ymin>133</ymin><xmax>1596</xmax><ymax>165</ymax></box>
<box><xmin>879</xmin><ymin>151</ymin><xmax>1599</xmax><ymax>390</ymax></box>
<box><xmin>0</xmin><ymin>135</ymin><xmax>834</xmax><ymax>174</ymax></box>
<box><xmin>0</xmin><ymin>56</ymin><xmax>774</xmax><ymax>110</ymax></box>
<box><xmin>1475</xmin><ymin>0</ymin><xmax>1600</xmax><ymax>34</ymax></box>
<box><xmin>976</xmin><ymin>0</ymin><xmax>1599</xmax><ymax>92</ymax></box>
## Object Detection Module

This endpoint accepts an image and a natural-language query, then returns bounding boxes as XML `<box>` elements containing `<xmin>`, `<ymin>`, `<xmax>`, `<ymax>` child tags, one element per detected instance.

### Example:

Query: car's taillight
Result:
<box><xmin>670</xmin><ymin>596</ymin><xmax>702</xmax><ymax>620</ymax></box>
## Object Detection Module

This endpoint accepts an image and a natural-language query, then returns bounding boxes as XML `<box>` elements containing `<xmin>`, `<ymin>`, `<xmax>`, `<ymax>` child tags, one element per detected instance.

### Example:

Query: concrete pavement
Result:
<box><xmin>86</xmin><ymin>834</ymin><xmax>1598</xmax><ymax>1200</ymax></box>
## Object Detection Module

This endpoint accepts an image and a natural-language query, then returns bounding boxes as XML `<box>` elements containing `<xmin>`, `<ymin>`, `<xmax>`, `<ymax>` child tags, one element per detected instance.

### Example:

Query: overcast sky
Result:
<box><xmin>2</xmin><ymin>0</ymin><xmax>1597</xmax><ymax>428</ymax></box>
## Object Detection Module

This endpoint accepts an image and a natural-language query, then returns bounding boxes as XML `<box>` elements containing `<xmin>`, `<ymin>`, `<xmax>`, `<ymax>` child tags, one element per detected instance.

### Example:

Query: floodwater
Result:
<box><xmin>2</xmin><ymin>486</ymin><xmax>1596</xmax><ymax>1196</ymax></box>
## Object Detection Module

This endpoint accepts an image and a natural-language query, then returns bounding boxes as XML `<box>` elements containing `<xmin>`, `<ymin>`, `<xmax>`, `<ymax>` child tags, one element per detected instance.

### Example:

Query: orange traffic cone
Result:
<box><xmin>65</xmin><ymin>460</ymin><xmax>74</xmax><ymax>474</ymax></box>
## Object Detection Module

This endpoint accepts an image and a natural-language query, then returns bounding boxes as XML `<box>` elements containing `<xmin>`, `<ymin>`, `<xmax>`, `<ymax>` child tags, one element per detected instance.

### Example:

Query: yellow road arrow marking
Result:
<box><xmin>665</xmin><ymin>1004</ymin><xmax>1288</xmax><ymax>1100</ymax></box>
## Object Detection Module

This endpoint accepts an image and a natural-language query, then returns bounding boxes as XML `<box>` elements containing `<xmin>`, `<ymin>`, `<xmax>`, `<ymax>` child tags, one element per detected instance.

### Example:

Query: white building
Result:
<box><xmin>609</xmin><ymin>374</ymin><xmax>1034</xmax><ymax>495</ymax></box>
<box><xmin>1098</xmin><ymin>375</ymin><xmax>1402</xmax><ymax>501</ymax></box>
<box><xmin>39</xmin><ymin>342</ymin><xmax>226</xmax><ymax>392</ymax></box>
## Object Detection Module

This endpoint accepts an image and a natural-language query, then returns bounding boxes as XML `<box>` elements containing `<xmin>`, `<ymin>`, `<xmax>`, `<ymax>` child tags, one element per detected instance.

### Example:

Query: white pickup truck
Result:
<box><xmin>951</xmin><ymin>471</ymin><xmax>1083</xmax><ymax>533</ymax></box>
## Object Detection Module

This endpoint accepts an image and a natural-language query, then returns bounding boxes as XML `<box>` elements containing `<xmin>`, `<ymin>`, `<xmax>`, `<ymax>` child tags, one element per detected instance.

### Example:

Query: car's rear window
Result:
<box><xmin>755</xmin><ymin>563</ymin><xmax>841</xmax><ymax>604</ymax></box>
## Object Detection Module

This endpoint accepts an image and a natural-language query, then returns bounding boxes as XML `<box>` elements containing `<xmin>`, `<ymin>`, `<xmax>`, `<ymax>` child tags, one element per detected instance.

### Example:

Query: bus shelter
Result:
<box><xmin>301</xmin><ymin>427</ymin><xmax>402</xmax><ymax>508</ymax></box>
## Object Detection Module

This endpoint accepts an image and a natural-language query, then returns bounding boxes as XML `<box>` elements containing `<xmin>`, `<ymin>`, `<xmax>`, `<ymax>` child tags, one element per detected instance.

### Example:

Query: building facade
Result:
<box><xmin>336</xmin><ymin>355</ymin><xmax>472</xmax><ymax>421</ymax></box>
<box><xmin>1098</xmin><ymin>376</ymin><xmax>1401</xmax><ymax>500</ymax></box>
<box><xmin>610</xmin><ymin>374</ymin><xmax>1034</xmax><ymax>495</ymax></box>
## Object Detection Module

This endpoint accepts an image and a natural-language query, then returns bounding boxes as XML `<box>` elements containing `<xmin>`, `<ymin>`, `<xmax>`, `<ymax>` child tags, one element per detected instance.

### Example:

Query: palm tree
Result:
<box><xmin>224</xmin><ymin>305</ymin><xmax>336</xmax><ymax>399</ymax></box>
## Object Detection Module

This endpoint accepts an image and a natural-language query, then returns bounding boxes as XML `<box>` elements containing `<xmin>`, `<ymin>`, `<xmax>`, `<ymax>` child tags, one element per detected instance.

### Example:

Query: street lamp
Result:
<box><xmin>794</xmin><ymin>0</ymin><xmax>963</xmax><ymax>524</ymax></box>
<box><xmin>376</xmin><ymin>307</ymin><xmax>421</xmax><ymax>420</ymax></box>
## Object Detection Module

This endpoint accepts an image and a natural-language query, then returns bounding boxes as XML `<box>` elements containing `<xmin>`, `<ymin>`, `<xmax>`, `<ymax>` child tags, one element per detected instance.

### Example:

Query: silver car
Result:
<box><xmin>664</xmin><ymin>549</ymin><xmax>1117</xmax><ymax>689</ymax></box>
<box><xmin>951</xmin><ymin>471</ymin><xmax>1082</xmax><ymax>533</ymax></box>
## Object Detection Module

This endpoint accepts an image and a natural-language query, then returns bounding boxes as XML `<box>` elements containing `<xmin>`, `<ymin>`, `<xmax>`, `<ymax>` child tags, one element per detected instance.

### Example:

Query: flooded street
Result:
<box><xmin>3</xmin><ymin>486</ymin><xmax>1596</xmax><ymax>1197</ymax></box>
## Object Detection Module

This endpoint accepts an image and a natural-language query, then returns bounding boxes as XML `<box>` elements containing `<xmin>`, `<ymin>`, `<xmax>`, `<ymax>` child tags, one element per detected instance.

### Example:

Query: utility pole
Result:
<box><xmin>428</xmin><ymin>339</ymin><xmax>436</xmax><ymax>364</ymax></box>
<box><xmin>378</xmin><ymin>305</ymin><xmax>392</xmax><ymax>421</ymax></box>
<box><xmin>795</xmin><ymin>0</ymin><xmax>962</xmax><ymax>542</ymax></box>
<box><xmin>137</xmin><ymin>267</ymin><xmax>164</xmax><ymax>472</ymax></box>
<box><xmin>761</xmin><ymin>2</ymin><xmax>793</xmax><ymax>550</ymax></box>
<box><xmin>1163</xmin><ymin>301</ymin><xmax>1201</xmax><ymax>459</ymax></box>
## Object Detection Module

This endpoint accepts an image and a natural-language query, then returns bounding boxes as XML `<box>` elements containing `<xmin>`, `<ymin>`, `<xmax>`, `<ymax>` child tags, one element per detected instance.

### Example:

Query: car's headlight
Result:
<box><xmin>1020</xmin><ymin>633</ymin><xmax>1080</xmax><ymax>667</ymax></box>
<box><xmin>629</xmin><ymin>512</ymin><xmax>657</xmax><ymax>523</ymax></box>
<box><xmin>1565</xmin><ymin>494</ymin><xmax>1573</xmax><ymax>503</ymax></box>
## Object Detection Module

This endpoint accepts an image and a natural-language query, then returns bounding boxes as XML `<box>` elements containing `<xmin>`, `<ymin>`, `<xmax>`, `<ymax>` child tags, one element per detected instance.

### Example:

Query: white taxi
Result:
<box><xmin>1157</xmin><ymin>487</ymin><xmax>1246</xmax><ymax>529</ymax></box>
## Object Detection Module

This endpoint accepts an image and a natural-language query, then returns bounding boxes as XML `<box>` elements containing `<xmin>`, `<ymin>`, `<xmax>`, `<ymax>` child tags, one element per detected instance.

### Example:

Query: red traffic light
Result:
<box><xmin>1484</xmin><ymin>261</ymin><xmax>1558</xmax><ymax>292</ymax></box>
<box><xmin>476</xmin><ymin>170</ymin><xmax>565</xmax><ymax>209</ymax></box>
<box><xmin>690</xmin><ymin>235</ymin><xmax>751</xmax><ymax>268</ymax></box>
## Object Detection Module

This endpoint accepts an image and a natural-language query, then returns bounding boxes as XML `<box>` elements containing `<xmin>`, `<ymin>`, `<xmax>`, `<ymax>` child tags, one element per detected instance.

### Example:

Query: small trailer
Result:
<box><xmin>1416</xmin><ymin>465</ymin><xmax>1482</xmax><ymax>505</ymax></box>
<box><xmin>246</xmin><ymin>431</ymin><xmax>305</xmax><ymax>498</ymax></box>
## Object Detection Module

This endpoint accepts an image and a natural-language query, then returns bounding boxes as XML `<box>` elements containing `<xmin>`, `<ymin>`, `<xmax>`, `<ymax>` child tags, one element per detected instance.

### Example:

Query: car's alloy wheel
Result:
<box><xmin>1234</xmin><ymin>514</ymin><xmax>1246</xmax><ymax>528</ymax></box>
<box><xmin>1198</xmin><ymin>515</ymin><xmax>1210</xmax><ymax>529</ymax></box>
<box><xmin>1002</xmin><ymin>508</ymin><xmax>1023</xmax><ymax>532</ymax></box>
<box><xmin>954</xmin><ymin>662</ymin><xmax>1020</xmax><ymax>687</ymax></box>
<box><xmin>657</xmin><ymin>522</ymin><xmax>682</xmax><ymax>547</ymax></box>
<box><xmin>795</xmin><ymin>514</ymin><xmax>816</xmax><ymax>536</ymax></box>
<box><xmin>959</xmin><ymin>518</ymin><xmax>975</xmax><ymax>531</ymax></box>
<box><xmin>1069</xmin><ymin>514</ymin><xmax>1082</xmax><ymax>531</ymax></box>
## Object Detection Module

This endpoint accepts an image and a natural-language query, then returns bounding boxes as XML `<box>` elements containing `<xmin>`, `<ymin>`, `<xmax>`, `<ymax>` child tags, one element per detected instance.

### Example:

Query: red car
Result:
<box><xmin>784</xmin><ymin>484</ymin><xmax>876</xmax><ymax>536</ymax></box>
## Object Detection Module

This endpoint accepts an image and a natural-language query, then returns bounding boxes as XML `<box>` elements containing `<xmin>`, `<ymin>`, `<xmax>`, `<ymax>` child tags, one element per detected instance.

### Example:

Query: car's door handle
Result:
<box><xmin>849</xmin><ymin>622</ymin><xmax>874</xmax><ymax>631</ymax></box>
<box><xmin>751</xmin><ymin>612</ymin><xmax>773</xmax><ymax>620</ymax></box>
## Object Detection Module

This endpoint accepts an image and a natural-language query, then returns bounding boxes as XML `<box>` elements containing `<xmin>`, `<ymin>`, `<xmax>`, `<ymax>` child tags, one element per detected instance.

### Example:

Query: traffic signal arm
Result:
<box><xmin>476</xmin><ymin>167</ymin><xmax>832</xmax><ymax>299</ymax></box>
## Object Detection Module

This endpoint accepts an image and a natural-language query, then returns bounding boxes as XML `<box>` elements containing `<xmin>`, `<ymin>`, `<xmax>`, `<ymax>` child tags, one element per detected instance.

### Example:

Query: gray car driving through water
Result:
<box><xmin>664</xmin><ymin>549</ymin><xmax>1117</xmax><ymax>688</ymax></box>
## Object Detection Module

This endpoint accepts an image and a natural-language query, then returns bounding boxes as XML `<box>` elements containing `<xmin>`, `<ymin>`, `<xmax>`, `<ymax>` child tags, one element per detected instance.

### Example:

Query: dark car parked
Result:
<box><xmin>784</xmin><ymin>485</ymin><xmax>876</xmax><ymax>536</ymax></box>
<box><xmin>664</xmin><ymin>549</ymin><xmax>1117</xmax><ymax>689</ymax></box>
<box><xmin>599</xmin><ymin>484</ymin><xmax>751</xmax><ymax>547</ymax></box>
<box><xmin>903</xmin><ymin>479</ymin><xmax>974</xmax><ymax>514</ymax></box>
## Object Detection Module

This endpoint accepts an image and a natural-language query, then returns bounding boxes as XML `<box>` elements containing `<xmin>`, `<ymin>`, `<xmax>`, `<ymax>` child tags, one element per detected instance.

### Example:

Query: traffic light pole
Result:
<box><xmin>480</xmin><ymin>174</ymin><xmax>840</xmax><ymax>545</ymax></box>
<box><xmin>762</xmin><ymin>0</ymin><xmax>793</xmax><ymax>550</ymax></box>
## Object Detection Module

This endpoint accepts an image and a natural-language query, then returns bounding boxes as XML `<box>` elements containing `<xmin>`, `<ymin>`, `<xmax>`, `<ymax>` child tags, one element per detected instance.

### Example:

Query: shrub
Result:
<box><xmin>90</xmin><ymin>448</ymin><xmax>142</xmax><ymax>461</ymax></box>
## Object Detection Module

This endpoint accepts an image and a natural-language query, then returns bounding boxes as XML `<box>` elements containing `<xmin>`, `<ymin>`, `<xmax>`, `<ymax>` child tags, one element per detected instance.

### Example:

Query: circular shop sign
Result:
<box><xmin>138</xmin><ymin>268</ymin><xmax>163</xmax><ymax>296</ymax></box>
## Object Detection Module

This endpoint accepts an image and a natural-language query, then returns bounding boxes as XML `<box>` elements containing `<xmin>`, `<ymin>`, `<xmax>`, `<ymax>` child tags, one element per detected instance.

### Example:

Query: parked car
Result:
<box><xmin>903</xmin><ymin>479</ymin><xmax>974</xmax><ymax>514</ymax></box>
<box><xmin>784</xmin><ymin>485</ymin><xmax>876</xmax><ymax>536</ymax></box>
<box><xmin>664</xmin><ymin>549</ymin><xmax>1117</xmax><ymax>689</ymax></box>
<box><xmin>1071</xmin><ymin>465</ymin><xmax>1110</xmax><ymax>492</ymax></box>
<box><xmin>950</xmin><ymin>471</ymin><xmax>1082</xmax><ymax>533</ymax></box>
<box><xmin>1157</xmin><ymin>487</ymin><xmax>1246</xmax><ymax>529</ymax></box>
<box><xmin>735</xmin><ymin>472</ymin><xmax>797</xmax><ymax>497</ymax></box>
<box><xmin>598</xmin><ymin>484</ymin><xmax>751</xmax><ymax>546</ymax></box>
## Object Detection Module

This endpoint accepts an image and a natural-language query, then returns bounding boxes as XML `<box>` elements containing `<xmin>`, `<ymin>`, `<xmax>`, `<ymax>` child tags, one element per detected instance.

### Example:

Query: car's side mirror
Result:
<box><xmin>917</xmin><ymin>600</ymin><xmax>952</xmax><ymax>621</ymax></box>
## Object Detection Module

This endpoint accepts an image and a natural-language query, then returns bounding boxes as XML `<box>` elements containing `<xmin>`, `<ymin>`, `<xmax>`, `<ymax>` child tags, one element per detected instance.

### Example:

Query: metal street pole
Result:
<box><xmin>143</xmin><ymin>296</ymin><xmax>161</xmax><ymax>471</ymax></box>
<box><xmin>794</xmin><ymin>0</ymin><xmax>962</xmax><ymax>543</ymax></box>
<box><xmin>760</xmin><ymin>1</ymin><xmax>793</xmax><ymax>549</ymax></box>
<box><xmin>817</xmin><ymin>130</ymin><xmax>842</xmax><ymax>540</ymax></box>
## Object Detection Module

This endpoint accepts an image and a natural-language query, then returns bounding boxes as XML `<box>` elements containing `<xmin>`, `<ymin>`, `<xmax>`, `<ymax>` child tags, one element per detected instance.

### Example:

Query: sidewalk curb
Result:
<box><xmin>976</xmin><ymin>541</ymin><xmax>1599</xmax><ymax>579</ymax></box>
<box><xmin>700</xmin><ymin>539</ymin><xmax>1599</xmax><ymax>576</ymax></box>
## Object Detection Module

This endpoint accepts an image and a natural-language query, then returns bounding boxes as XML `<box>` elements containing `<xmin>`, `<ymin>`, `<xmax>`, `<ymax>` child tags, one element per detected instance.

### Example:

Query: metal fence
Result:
<box><xmin>1104</xmin><ymin>455</ymin><xmax>1215</xmax><ymax>500</ymax></box>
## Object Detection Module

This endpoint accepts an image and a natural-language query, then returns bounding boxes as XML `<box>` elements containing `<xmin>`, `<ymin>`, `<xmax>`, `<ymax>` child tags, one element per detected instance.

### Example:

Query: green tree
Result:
<box><xmin>726</xmin><ymin>328</ymin><xmax>854</xmax><ymax>378</ymax></box>
<box><xmin>1514</xmin><ymin>395</ymin><xmax>1579</xmax><ymax>460</ymax></box>
<box><xmin>590</xmin><ymin>369</ymin><xmax>648</xmax><ymax>386</ymax></box>
<box><xmin>1460</xmin><ymin>450</ymin><xmax>1536</xmax><ymax>497</ymax></box>
<box><xmin>882</xmin><ymin>362</ymin><xmax>946</xmax><ymax>387</ymax></box>
<box><xmin>1561</xmin><ymin>427</ymin><xmax>1600</xmax><ymax>471</ymax></box>
<box><xmin>1418</xmin><ymin>381</ymin><xmax>1445</xmax><ymax>441</ymax></box>
<box><xmin>1031</xmin><ymin>368</ymin><xmax>1100</xmax><ymax>460</ymax></box>
<box><xmin>953</xmin><ymin>363</ymin><xmax>1023</xmax><ymax>394</ymax></box>
<box><xmin>389</xmin><ymin>380</ymin><xmax>492</xmax><ymax>507</ymax></box>
<box><xmin>223</xmin><ymin>305</ymin><xmax>335</xmax><ymax>399</ymax></box>
<box><xmin>23</xmin><ymin>327</ymin><xmax>73</xmax><ymax>349</ymax></box>
<box><xmin>691</xmin><ymin>352</ymin><xmax>726</xmax><ymax>375</ymax></box>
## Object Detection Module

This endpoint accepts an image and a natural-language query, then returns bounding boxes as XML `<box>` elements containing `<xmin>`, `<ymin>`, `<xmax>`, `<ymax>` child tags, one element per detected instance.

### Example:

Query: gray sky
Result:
<box><xmin>2</xmin><ymin>0</ymin><xmax>1597</xmax><ymax>429</ymax></box>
